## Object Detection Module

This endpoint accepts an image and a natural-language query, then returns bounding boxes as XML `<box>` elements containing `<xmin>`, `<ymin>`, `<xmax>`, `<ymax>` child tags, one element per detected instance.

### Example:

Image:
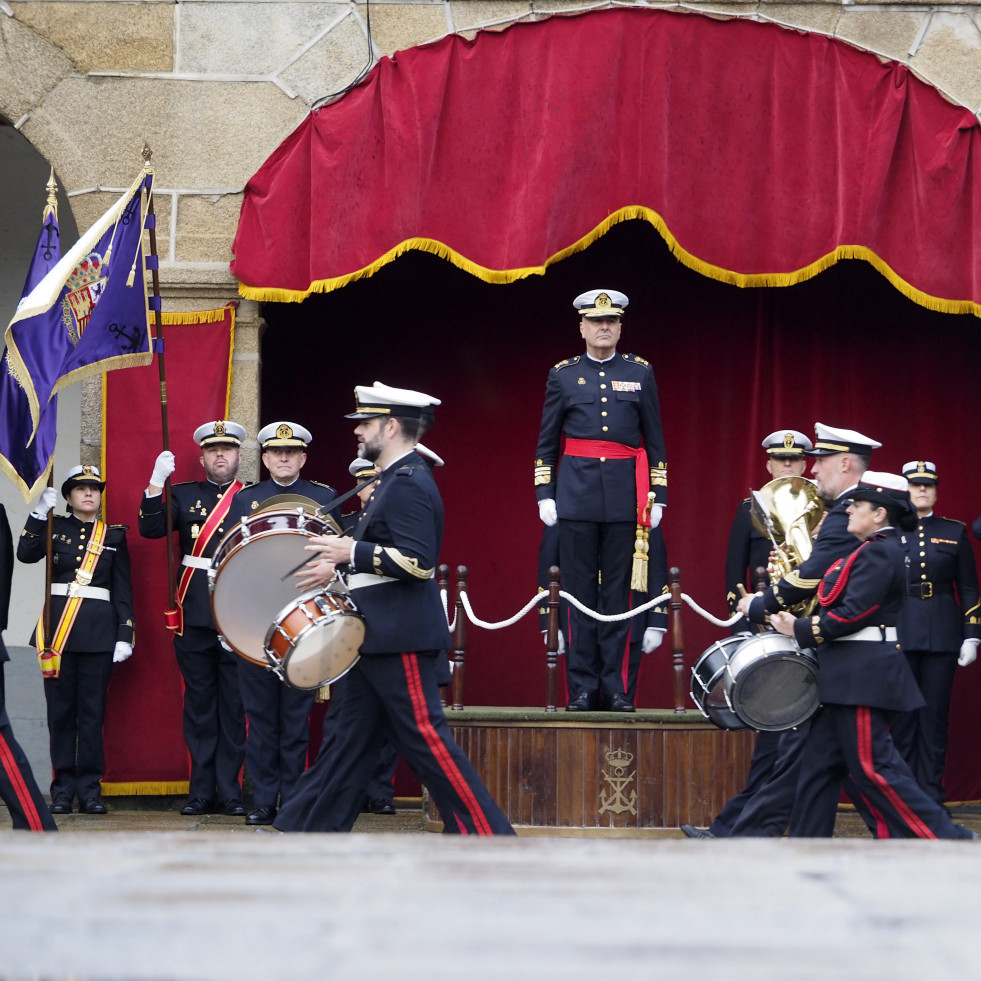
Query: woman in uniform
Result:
<box><xmin>17</xmin><ymin>466</ymin><xmax>134</xmax><ymax>815</ymax></box>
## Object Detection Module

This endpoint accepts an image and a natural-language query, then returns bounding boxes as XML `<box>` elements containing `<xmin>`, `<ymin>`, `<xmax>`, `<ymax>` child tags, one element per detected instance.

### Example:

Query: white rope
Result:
<box><xmin>439</xmin><ymin>588</ymin><xmax>457</xmax><ymax>633</ymax></box>
<box><xmin>457</xmin><ymin>588</ymin><xmax>744</xmax><ymax>631</ymax></box>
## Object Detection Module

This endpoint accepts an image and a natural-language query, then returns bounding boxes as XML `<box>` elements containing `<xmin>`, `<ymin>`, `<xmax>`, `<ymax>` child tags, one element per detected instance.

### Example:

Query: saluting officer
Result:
<box><xmin>17</xmin><ymin>466</ymin><xmax>134</xmax><ymax>815</ymax></box>
<box><xmin>227</xmin><ymin>421</ymin><xmax>338</xmax><ymax>826</ymax></box>
<box><xmin>535</xmin><ymin>289</ymin><xmax>667</xmax><ymax>713</ymax></box>
<box><xmin>138</xmin><ymin>420</ymin><xmax>249</xmax><ymax>817</ymax></box>
<box><xmin>892</xmin><ymin>461</ymin><xmax>980</xmax><ymax>805</ymax></box>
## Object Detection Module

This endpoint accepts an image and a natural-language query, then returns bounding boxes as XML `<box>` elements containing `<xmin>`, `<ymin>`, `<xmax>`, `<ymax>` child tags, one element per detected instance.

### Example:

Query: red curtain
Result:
<box><xmin>232</xmin><ymin>8</ymin><xmax>981</xmax><ymax>317</ymax></box>
<box><xmin>100</xmin><ymin>307</ymin><xmax>235</xmax><ymax>793</ymax></box>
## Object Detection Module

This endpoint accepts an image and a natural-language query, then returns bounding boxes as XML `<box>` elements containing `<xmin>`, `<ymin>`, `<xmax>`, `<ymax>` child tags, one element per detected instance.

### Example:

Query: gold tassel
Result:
<box><xmin>631</xmin><ymin>523</ymin><xmax>649</xmax><ymax>592</ymax></box>
<box><xmin>314</xmin><ymin>683</ymin><xmax>331</xmax><ymax>703</ymax></box>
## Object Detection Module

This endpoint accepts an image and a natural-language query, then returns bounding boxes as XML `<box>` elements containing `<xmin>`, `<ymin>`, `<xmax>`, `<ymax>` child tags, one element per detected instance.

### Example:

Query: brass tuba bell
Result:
<box><xmin>749</xmin><ymin>476</ymin><xmax>825</xmax><ymax>585</ymax></box>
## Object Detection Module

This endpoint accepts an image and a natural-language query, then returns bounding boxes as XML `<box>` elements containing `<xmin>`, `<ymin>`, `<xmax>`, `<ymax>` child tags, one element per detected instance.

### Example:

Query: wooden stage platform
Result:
<box><xmin>425</xmin><ymin>707</ymin><xmax>755</xmax><ymax>835</ymax></box>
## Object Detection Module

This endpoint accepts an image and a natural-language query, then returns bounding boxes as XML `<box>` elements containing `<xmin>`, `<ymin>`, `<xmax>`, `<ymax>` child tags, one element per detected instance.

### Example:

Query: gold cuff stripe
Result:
<box><xmin>785</xmin><ymin>572</ymin><xmax>821</xmax><ymax>589</ymax></box>
<box><xmin>381</xmin><ymin>547</ymin><xmax>434</xmax><ymax>580</ymax></box>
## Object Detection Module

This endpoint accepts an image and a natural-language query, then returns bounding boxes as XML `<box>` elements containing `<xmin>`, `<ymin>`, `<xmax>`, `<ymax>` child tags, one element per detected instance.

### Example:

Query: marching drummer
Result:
<box><xmin>139</xmin><ymin>420</ymin><xmax>249</xmax><ymax>818</ymax></box>
<box><xmin>770</xmin><ymin>473</ymin><xmax>975</xmax><ymax>839</ymax></box>
<box><xmin>226</xmin><ymin>422</ymin><xmax>338</xmax><ymax>827</ymax></box>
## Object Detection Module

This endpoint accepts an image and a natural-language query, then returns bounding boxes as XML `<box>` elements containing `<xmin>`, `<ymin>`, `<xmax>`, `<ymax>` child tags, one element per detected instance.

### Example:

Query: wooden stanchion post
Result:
<box><xmin>437</xmin><ymin>564</ymin><xmax>450</xmax><ymax>708</ymax></box>
<box><xmin>451</xmin><ymin>565</ymin><xmax>468</xmax><ymax>711</ymax></box>
<box><xmin>669</xmin><ymin>566</ymin><xmax>686</xmax><ymax>712</ymax></box>
<box><xmin>545</xmin><ymin>565</ymin><xmax>561</xmax><ymax>712</ymax></box>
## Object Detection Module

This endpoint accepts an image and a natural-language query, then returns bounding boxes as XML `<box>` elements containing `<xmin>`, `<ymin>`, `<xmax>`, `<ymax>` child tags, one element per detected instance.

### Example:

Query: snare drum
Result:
<box><xmin>265</xmin><ymin>588</ymin><xmax>364</xmax><ymax>689</ymax></box>
<box><xmin>690</xmin><ymin>634</ymin><xmax>751</xmax><ymax>730</ymax></box>
<box><xmin>209</xmin><ymin>509</ymin><xmax>331</xmax><ymax>665</ymax></box>
<box><xmin>724</xmin><ymin>632</ymin><xmax>819</xmax><ymax>731</ymax></box>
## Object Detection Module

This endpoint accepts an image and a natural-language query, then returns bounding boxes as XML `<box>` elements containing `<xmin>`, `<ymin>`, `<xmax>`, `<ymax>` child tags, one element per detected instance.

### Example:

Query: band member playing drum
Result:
<box><xmin>771</xmin><ymin>473</ymin><xmax>975</xmax><ymax>839</ymax></box>
<box><xmin>226</xmin><ymin>422</ymin><xmax>338</xmax><ymax>826</ymax></box>
<box><xmin>138</xmin><ymin>420</ymin><xmax>248</xmax><ymax>817</ymax></box>
<box><xmin>17</xmin><ymin>466</ymin><xmax>134</xmax><ymax>816</ymax></box>
<box><xmin>273</xmin><ymin>383</ymin><xmax>514</xmax><ymax>834</ymax></box>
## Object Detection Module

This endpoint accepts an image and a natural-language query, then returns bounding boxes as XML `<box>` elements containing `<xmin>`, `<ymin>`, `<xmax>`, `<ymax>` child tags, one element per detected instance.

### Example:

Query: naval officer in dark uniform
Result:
<box><xmin>274</xmin><ymin>383</ymin><xmax>514</xmax><ymax>834</ymax></box>
<box><xmin>227</xmin><ymin>421</ymin><xmax>338</xmax><ymax>825</ymax></box>
<box><xmin>0</xmin><ymin>501</ymin><xmax>57</xmax><ymax>831</ymax></box>
<box><xmin>138</xmin><ymin>420</ymin><xmax>249</xmax><ymax>817</ymax></box>
<box><xmin>722</xmin><ymin>424</ymin><xmax>879</xmax><ymax>837</ymax></box>
<box><xmin>891</xmin><ymin>461</ymin><xmax>980</xmax><ymax>805</ymax></box>
<box><xmin>774</xmin><ymin>473</ymin><xmax>974</xmax><ymax>839</ymax></box>
<box><xmin>17</xmin><ymin>466</ymin><xmax>134</xmax><ymax>815</ymax></box>
<box><xmin>535</xmin><ymin>289</ymin><xmax>667</xmax><ymax>713</ymax></box>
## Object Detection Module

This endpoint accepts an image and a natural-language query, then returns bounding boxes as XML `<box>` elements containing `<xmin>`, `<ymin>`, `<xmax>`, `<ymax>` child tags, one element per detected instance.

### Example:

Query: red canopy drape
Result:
<box><xmin>232</xmin><ymin>8</ymin><xmax>981</xmax><ymax>318</ymax></box>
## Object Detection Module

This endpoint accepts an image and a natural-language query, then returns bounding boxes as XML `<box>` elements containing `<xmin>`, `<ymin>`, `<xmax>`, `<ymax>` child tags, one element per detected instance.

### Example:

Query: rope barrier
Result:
<box><xmin>454</xmin><ymin>588</ymin><xmax>745</xmax><ymax>632</ymax></box>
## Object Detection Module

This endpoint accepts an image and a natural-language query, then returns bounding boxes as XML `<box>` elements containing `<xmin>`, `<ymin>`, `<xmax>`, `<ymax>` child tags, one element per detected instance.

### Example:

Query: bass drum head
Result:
<box><xmin>690</xmin><ymin>634</ymin><xmax>750</xmax><ymax>730</ymax></box>
<box><xmin>282</xmin><ymin>615</ymin><xmax>365</xmax><ymax>689</ymax></box>
<box><xmin>726</xmin><ymin>634</ymin><xmax>819</xmax><ymax>731</ymax></box>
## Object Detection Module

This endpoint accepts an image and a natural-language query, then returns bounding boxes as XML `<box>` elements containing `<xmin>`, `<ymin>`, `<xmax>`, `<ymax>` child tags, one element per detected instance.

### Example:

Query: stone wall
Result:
<box><xmin>2</xmin><ymin>0</ymin><xmax>980</xmax><ymax>469</ymax></box>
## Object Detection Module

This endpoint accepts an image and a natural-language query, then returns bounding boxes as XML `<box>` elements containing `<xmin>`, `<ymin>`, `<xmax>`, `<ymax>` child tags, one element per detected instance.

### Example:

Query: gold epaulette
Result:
<box><xmin>110</xmin><ymin>523</ymin><xmax>130</xmax><ymax>531</ymax></box>
<box><xmin>623</xmin><ymin>353</ymin><xmax>650</xmax><ymax>367</ymax></box>
<box><xmin>942</xmin><ymin>517</ymin><xmax>966</xmax><ymax>526</ymax></box>
<box><xmin>554</xmin><ymin>356</ymin><xmax>580</xmax><ymax>370</ymax></box>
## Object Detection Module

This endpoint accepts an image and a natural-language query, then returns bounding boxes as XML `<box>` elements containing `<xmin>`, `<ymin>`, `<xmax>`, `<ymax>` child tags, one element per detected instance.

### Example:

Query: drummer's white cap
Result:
<box><xmin>762</xmin><ymin>430</ymin><xmax>812</xmax><ymax>456</ymax></box>
<box><xmin>574</xmin><ymin>289</ymin><xmax>628</xmax><ymax>318</ymax></box>
<box><xmin>807</xmin><ymin>423</ymin><xmax>882</xmax><ymax>457</ymax></box>
<box><xmin>850</xmin><ymin>471</ymin><xmax>913</xmax><ymax>513</ymax></box>
<box><xmin>415</xmin><ymin>442</ymin><xmax>445</xmax><ymax>468</ymax></box>
<box><xmin>349</xmin><ymin>457</ymin><xmax>379</xmax><ymax>479</ymax></box>
<box><xmin>194</xmin><ymin>420</ymin><xmax>246</xmax><ymax>447</ymax></box>
<box><xmin>902</xmin><ymin>460</ymin><xmax>938</xmax><ymax>485</ymax></box>
<box><xmin>345</xmin><ymin>381</ymin><xmax>441</xmax><ymax>420</ymax></box>
<box><xmin>258</xmin><ymin>421</ymin><xmax>312</xmax><ymax>449</ymax></box>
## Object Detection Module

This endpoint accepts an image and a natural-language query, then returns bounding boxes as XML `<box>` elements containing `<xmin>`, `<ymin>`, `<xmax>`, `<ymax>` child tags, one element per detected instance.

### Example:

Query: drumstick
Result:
<box><xmin>737</xmin><ymin>584</ymin><xmax>748</xmax><ymax>598</ymax></box>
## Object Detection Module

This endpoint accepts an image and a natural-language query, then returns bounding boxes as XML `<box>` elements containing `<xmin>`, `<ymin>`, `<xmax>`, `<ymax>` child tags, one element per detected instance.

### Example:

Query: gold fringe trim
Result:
<box><xmin>102</xmin><ymin>781</ymin><xmax>190</xmax><ymax>796</ymax></box>
<box><xmin>237</xmin><ymin>205</ymin><xmax>981</xmax><ymax>319</ymax></box>
<box><xmin>0</xmin><ymin>453</ymin><xmax>52</xmax><ymax>503</ymax></box>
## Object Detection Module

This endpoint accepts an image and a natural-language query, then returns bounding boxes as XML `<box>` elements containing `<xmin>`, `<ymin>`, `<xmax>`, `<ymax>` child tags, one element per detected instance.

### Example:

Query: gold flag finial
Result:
<box><xmin>43</xmin><ymin>167</ymin><xmax>59</xmax><ymax>221</ymax></box>
<box><xmin>142</xmin><ymin>142</ymin><xmax>153</xmax><ymax>169</ymax></box>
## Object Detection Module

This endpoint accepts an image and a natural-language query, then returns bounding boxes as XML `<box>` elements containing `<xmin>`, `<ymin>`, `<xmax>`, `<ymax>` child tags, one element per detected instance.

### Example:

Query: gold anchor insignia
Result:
<box><xmin>598</xmin><ymin>747</ymin><xmax>638</xmax><ymax>816</ymax></box>
<box><xmin>783</xmin><ymin>433</ymin><xmax>795</xmax><ymax>449</ymax></box>
<box><xmin>277</xmin><ymin>423</ymin><xmax>294</xmax><ymax>440</ymax></box>
<box><xmin>215</xmin><ymin>421</ymin><xmax>226</xmax><ymax>437</ymax></box>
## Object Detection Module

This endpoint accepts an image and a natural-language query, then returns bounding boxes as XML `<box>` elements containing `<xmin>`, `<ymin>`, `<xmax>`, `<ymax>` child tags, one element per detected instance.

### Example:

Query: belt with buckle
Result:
<box><xmin>839</xmin><ymin>625</ymin><xmax>898</xmax><ymax>643</ymax></box>
<box><xmin>908</xmin><ymin>582</ymin><xmax>953</xmax><ymax>599</ymax></box>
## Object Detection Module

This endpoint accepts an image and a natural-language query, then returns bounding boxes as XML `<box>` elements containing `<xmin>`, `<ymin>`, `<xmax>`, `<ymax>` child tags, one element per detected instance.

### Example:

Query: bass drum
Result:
<box><xmin>690</xmin><ymin>634</ymin><xmax>751</xmax><ymax>731</ymax></box>
<box><xmin>724</xmin><ymin>632</ymin><xmax>819</xmax><ymax>731</ymax></box>
<box><xmin>209</xmin><ymin>509</ymin><xmax>331</xmax><ymax>665</ymax></box>
<box><xmin>265</xmin><ymin>588</ymin><xmax>365</xmax><ymax>689</ymax></box>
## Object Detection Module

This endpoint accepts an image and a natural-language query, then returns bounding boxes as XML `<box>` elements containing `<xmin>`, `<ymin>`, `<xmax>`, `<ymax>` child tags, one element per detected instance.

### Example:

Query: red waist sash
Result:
<box><xmin>563</xmin><ymin>438</ymin><xmax>652</xmax><ymax>526</ymax></box>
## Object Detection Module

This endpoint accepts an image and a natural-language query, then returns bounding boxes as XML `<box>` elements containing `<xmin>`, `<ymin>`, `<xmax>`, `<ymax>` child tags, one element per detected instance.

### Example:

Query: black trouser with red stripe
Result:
<box><xmin>0</xmin><ymin>668</ymin><xmax>57</xmax><ymax>831</ymax></box>
<box><xmin>789</xmin><ymin>703</ymin><xmax>971</xmax><ymax>839</ymax></box>
<box><xmin>274</xmin><ymin>652</ymin><xmax>514</xmax><ymax>834</ymax></box>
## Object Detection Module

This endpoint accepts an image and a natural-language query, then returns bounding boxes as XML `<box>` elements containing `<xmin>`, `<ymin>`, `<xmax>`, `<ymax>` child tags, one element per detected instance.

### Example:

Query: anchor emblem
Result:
<box><xmin>598</xmin><ymin>747</ymin><xmax>637</xmax><ymax>816</ymax></box>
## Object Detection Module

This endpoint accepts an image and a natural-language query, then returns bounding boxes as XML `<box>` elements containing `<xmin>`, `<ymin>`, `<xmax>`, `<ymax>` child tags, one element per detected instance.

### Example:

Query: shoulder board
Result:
<box><xmin>110</xmin><ymin>523</ymin><xmax>129</xmax><ymax>531</ymax></box>
<box><xmin>741</xmin><ymin>497</ymin><xmax>752</xmax><ymax>505</ymax></box>
<box><xmin>940</xmin><ymin>517</ymin><xmax>966</xmax><ymax>527</ymax></box>
<box><xmin>622</xmin><ymin>353</ymin><xmax>650</xmax><ymax>367</ymax></box>
<box><xmin>309</xmin><ymin>480</ymin><xmax>336</xmax><ymax>491</ymax></box>
<box><xmin>554</xmin><ymin>356</ymin><xmax>580</xmax><ymax>370</ymax></box>
<box><xmin>396</xmin><ymin>465</ymin><xmax>417</xmax><ymax>477</ymax></box>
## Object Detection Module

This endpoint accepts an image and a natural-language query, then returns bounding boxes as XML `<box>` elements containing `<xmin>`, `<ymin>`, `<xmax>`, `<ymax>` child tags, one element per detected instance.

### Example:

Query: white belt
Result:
<box><xmin>182</xmin><ymin>555</ymin><xmax>212</xmax><ymax>570</ymax></box>
<box><xmin>839</xmin><ymin>626</ymin><xmax>898</xmax><ymax>643</ymax></box>
<box><xmin>347</xmin><ymin>573</ymin><xmax>398</xmax><ymax>590</ymax></box>
<box><xmin>51</xmin><ymin>583</ymin><xmax>110</xmax><ymax>601</ymax></box>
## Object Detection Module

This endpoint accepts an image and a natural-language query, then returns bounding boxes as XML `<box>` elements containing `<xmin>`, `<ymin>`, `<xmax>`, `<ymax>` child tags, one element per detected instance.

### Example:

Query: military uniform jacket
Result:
<box><xmin>725</xmin><ymin>498</ymin><xmax>772</xmax><ymax>616</ymax></box>
<box><xmin>535</xmin><ymin>352</ymin><xmax>667</xmax><ymax>522</ymax></box>
<box><xmin>226</xmin><ymin>477</ymin><xmax>339</xmax><ymax>528</ymax></box>
<box><xmin>792</xmin><ymin>529</ymin><xmax>923</xmax><ymax>712</ymax></box>
<box><xmin>17</xmin><ymin>513</ymin><xmax>135</xmax><ymax>653</ymax></box>
<box><xmin>750</xmin><ymin>491</ymin><xmax>857</xmax><ymax>622</ymax></box>
<box><xmin>898</xmin><ymin>514</ymin><xmax>980</xmax><ymax>653</ymax></box>
<box><xmin>0</xmin><ymin>503</ymin><xmax>12</xmax><ymax>672</ymax></box>
<box><xmin>342</xmin><ymin>450</ymin><xmax>453</xmax><ymax>656</ymax></box>
<box><xmin>138</xmin><ymin>480</ymin><xmax>243</xmax><ymax>630</ymax></box>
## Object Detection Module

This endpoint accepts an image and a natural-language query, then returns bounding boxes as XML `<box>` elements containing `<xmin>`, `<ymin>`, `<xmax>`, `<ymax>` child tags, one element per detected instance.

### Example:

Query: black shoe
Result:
<box><xmin>368</xmin><ymin>799</ymin><xmax>396</xmax><ymax>815</ymax></box>
<box><xmin>246</xmin><ymin>805</ymin><xmax>278</xmax><ymax>826</ymax></box>
<box><xmin>81</xmin><ymin>798</ymin><xmax>107</xmax><ymax>815</ymax></box>
<box><xmin>606</xmin><ymin>692</ymin><xmax>635</xmax><ymax>713</ymax></box>
<box><xmin>217</xmin><ymin>799</ymin><xmax>246</xmax><ymax>817</ymax></box>
<box><xmin>180</xmin><ymin>797</ymin><xmax>215</xmax><ymax>816</ymax></box>
<box><xmin>680</xmin><ymin>824</ymin><xmax>715</xmax><ymax>839</ymax></box>
<box><xmin>566</xmin><ymin>691</ymin><xmax>599</xmax><ymax>712</ymax></box>
<box><xmin>50</xmin><ymin>797</ymin><xmax>72</xmax><ymax>815</ymax></box>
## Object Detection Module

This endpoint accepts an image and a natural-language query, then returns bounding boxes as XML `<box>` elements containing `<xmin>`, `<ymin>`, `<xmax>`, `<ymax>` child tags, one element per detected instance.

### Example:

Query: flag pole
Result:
<box><xmin>141</xmin><ymin>144</ymin><xmax>177</xmax><ymax>620</ymax></box>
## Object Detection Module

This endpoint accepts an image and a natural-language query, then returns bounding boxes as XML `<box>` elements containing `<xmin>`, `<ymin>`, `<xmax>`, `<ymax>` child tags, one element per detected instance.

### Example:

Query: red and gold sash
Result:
<box><xmin>166</xmin><ymin>480</ymin><xmax>243</xmax><ymax>635</ymax></box>
<box><xmin>37</xmin><ymin>520</ymin><xmax>108</xmax><ymax>679</ymax></box>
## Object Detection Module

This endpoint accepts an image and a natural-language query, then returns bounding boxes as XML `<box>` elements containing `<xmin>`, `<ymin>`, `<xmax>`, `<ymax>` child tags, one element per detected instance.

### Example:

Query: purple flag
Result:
<box><xmin>0</xmin><ymin>195</ymin><xmax>61</xmax><ymax>500</ymax></box>
<box><xmin>4</xmin><ymin>172</ymin><xmax>153</xmax><ymax>464</ymax></box>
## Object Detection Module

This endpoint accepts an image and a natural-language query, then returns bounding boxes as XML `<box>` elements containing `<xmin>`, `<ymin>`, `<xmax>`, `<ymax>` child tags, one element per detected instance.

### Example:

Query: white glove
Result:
<box><xmin>149</xmin><ymin>450</ymin><xmax>176</xmax><ymax>489</ymax></box>
<box><xmin>113</xmin><ymin>641</ymin><xmax>133</xmax><ymax>663</ymax></box>
<box><xmin>538</xmin><ymin>499</ymin><xmax>557</xmax><ymax>527</ymax></box>
<box><xmin>642</xmin><ymin>627</ymin><xmax>665</xmax><ymax>653</ymax></box>
<box><xmin>649</xmin><ymin>503</ymin><xmax>664</xmax><ymax>529</ymax></box>
<box><xmin>31</xmin><ymin>486</ymin><xmax>58</xmax><ymax>519</ymax></box>
<box><xmin>542</xmin><ymin>629</ymin><xmax>566</xmax><ymax>655</ymax></box>
<box><xmin>958</xmin><ymin>638</ymin><xmax>979</xmax><ymax>667</ymax></box>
